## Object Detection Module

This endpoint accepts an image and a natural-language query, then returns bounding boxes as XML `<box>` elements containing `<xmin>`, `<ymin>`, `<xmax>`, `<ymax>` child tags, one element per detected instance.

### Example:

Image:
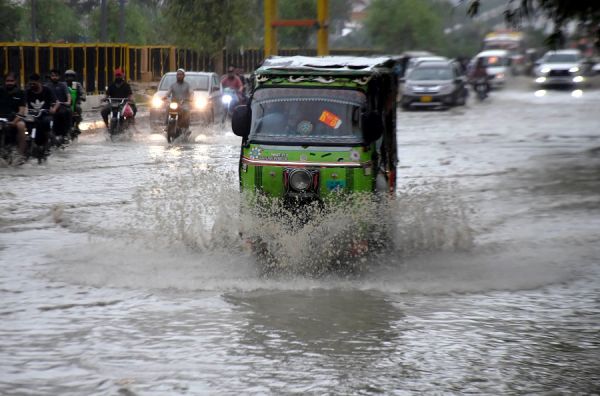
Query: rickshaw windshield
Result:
<box><xmin>250</xmin><ymin>88</ymin><xmax>366</xmax><ymax>144</ymax></box>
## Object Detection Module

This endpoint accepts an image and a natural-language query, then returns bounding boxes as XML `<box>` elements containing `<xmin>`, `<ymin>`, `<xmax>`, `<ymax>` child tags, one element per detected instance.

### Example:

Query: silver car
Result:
<box><xmin>534</xmin><ymin>50</ymin><xmax>585</xmax><ymax>87</ymax></box>
<box><xmin>401</xmin><ymin>61</ymin><xmax>468</xmax><ymax>109</ymax></box>
<box><xmin>149</xmin><ymin>71</ymin><xmax>223</xmax><ymax>125</ymax></box>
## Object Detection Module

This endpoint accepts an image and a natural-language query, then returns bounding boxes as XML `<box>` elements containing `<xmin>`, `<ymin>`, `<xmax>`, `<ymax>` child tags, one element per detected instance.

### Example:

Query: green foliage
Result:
<box><xmin>164</xmin><ymin>0</ymin><xmax>261</xmax><ymax>56</ymax></box>
<box><xmin>87</xmin><ymin>0</ymin><xmax>169</xmax><ymax>44</ymax></box>
<box><xmin>365</xmin><ymin>0</ymin><xmax>445</xmax><ymax>53</ymax></box>
<box><xmin>278</xmin><ymin>0</ymin><xmax>353</xmax><ymax>48</ymax></box>
<box><xmin>0</xmin><ymin>0</ymin><xmax>23</xmax><ymax>41</ymax></box>
<box><xmin>20</xmin><ymin>0</ymin><xmax>82</xmax><ymax>42</ymax></box>
<box><xmin>465</xmin><ymin>0</ymin><xmax>600</xmax><ymax>49</ymax></box>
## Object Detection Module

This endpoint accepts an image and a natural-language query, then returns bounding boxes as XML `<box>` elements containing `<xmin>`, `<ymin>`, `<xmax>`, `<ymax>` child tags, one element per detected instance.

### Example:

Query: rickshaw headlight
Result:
<box><xmin>169</xmin><ymin>102</ymin><xmax>178</xmax><ymax>110</ymax></box>
<box><xmin>289</xmin><ymin>169</ymin><xmax>312</xmax><ymax>192</ymax></box>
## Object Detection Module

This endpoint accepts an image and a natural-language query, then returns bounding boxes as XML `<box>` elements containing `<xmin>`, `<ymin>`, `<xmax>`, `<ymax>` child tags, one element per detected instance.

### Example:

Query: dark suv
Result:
<box><xmin>401</xmin><ymin>61</ymin><xmax>467</xmax><ymax>109</ymax></box>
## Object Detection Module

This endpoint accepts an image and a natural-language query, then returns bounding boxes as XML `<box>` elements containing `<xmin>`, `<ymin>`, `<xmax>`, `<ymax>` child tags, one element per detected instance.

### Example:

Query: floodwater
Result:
<box><xmin>1</xmin><ymin>81</ymin><xmax>599</xmax><ymax>394</ymax></box>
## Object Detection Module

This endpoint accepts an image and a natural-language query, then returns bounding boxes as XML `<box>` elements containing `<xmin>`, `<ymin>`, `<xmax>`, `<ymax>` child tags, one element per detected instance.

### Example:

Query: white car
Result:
<box><xmin>149</xmin><ymin>71</ymin><xmax>223</xmax><ymax>125</ymax></box>
<box><xmin>533</xmin><ymin>49</ymin><xmax>585</xmax><ymax>87</ymax></box>
<box><xmin>472</xmin><ymin>50</ymin><xmax>511</xmax><ymax>88</ymax></box>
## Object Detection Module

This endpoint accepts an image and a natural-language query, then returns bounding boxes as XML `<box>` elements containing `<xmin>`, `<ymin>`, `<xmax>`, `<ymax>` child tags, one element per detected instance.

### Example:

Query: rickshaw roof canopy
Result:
<box><xmin>258</xmin><ymin>56</ymin><xmax>396</xmax><ymax>74</ymax></box>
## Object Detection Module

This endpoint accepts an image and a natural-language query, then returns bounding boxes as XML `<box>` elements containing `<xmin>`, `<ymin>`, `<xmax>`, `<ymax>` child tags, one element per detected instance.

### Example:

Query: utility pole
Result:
<box><xmin>31</xmin><ymin>0</ymin><xmax>37</xmax><ymax>42</ymax></box>
<box><xmin>101</xmin><ymin>0</ymin><xmax>108</xmax><ymax>42</ymax></box>
<box><xmin>119</xmin><ymin>0</ymin><xmax>126</xmax><ymax>43</ymax></box>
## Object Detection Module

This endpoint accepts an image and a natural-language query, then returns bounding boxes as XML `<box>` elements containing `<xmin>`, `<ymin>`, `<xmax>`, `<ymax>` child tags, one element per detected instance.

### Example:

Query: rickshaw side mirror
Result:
<box><xmin>362</xmin><ymin>111</ymin><xmax>383</xmax><ymax>144</ymax></box>
<box><xmin>232</xmin><ymin>105</ymin><xmax>251</xmax><ymax>138</ymax></box>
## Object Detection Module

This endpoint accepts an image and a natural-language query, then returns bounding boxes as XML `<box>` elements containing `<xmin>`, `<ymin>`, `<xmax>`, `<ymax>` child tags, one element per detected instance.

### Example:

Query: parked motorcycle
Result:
<box><xmin>105</xmin><ymin>98</ymin><xmax>133</xmax><ymax>141</ymax></box>
<box><xmin>165</xmin><ymin>99</ymin><xmax>190</xmax><ymax>143</ymax></box>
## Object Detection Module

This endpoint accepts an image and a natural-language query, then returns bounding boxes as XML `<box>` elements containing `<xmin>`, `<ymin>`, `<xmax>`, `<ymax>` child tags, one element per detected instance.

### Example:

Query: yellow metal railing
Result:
<box><xmin>1</xmin><ymin>42</ymin><xmax>177</xmax><ymax>93</ymax></box>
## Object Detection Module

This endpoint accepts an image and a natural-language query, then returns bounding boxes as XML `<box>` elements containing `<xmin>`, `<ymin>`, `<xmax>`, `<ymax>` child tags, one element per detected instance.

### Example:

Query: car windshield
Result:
<box><xmin>159</xmin><ymin>74</ymin><xmax>209</xmax><ymax>90</ymax></box>
<box><xmin>545</xmin><ymin>54</ymin><xmax>579</xmax><ymax>63</ymax></box>
<box><xmin>408</xmin><ymin>66</ymin><xmax>453</xmax><ymax>81</ymax></box>
<box><xmin>250</xmin><ymin>88</ymin><xmax>366</xmax><ymax>145</ymax></box>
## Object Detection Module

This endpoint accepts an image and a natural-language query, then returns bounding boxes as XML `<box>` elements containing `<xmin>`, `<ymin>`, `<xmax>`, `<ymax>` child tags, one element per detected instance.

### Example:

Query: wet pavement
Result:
<box><xmin>1</xmin><ymin>80</ymin><xmax>599</xmax><ymax>394</ymax></box>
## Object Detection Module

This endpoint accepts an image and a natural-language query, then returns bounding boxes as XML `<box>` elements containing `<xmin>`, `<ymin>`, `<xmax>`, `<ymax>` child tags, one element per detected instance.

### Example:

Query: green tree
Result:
<box><xmin>0</xmin><ymin>0</ymin><xmax>24</xmax><ymax>41</ymax></box>
<box><xmin>364</xmin><ymin>0</ymin><xmax>445</xmax><ymax>53</ymax></box>
<box><xmin>20</xmin><ymin>0</ymin><xmax>82</xmax><ymax>42</ymax></box>
<box><xmin>87</xmin><ymin>0</ymin><xmax>167</xmax><ymax>44</ymax></box>
<box><xmin>277</xmin><ymin>0</ymin><xmax>352</xmax><ymax>48</ymax></box>
<box><xmin>164</xmin><ymin>0</ymin><xmax>261</xmax><ymax>56</ymax></box>
<box><xmin>465</xmin><ymin>0</ymin><xmax>600</xmax><ymax>49</ymax></box>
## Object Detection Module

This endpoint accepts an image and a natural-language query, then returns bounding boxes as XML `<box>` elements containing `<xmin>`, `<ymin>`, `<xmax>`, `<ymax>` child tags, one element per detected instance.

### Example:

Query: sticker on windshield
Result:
<box><xmin>319</xmin><ymin>110</ymin><xmax>342</xmax><ymax>129</ymax></box>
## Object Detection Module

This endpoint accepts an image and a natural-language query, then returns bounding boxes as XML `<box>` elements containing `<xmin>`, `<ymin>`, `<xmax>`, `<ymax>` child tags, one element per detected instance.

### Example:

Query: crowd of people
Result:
<box><xmin>0</xmin><ymin>69</ymin><xmax>86</xmax><ymax>165</ymax></box>
<box><xmin>0</xmin><ymin>64</ymin><xmax>251</xmax><ymax>165</ymax></box>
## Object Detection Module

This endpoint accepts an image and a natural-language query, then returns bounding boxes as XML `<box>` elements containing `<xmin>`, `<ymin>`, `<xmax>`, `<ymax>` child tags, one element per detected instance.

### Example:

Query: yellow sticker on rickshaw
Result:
<box><xmin>319</xmin><ymin>110</ymin><xmax>342</xmax><ymax>129</ymax></box>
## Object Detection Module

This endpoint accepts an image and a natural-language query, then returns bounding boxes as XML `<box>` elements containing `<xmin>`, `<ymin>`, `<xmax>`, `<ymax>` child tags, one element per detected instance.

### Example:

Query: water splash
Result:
<box><xmin>133</xmin><ymin>165</ymin><xmax>473</xmax><ymax>277</ymax></box>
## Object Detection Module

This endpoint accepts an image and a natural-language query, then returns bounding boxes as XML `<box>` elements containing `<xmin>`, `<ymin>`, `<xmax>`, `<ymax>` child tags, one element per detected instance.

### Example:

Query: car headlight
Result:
<box><xmin>151</xmin><ymin>96</ymin><xmax>163</xmax><ymax>108</ymax></box>
<box><xmin>169</xmin><ymin>102</ymin><xmax>178</xmax><ymax>110</ymax></box>
<box><xmin>496</xmin><ymin>73</ymin><xmax>505</xmax><ymax>79</ymax></box>
<box><xmin>439</xmin><ymin>84</ymin><xmax>453</xmax><ymax>94</ymax></box>
<box><xmin>569</xmin><ymin>66</ymin><xmax>579</xmax><ymax>73</ymax></box>
<box><xmin>194</xmin><ymin>97</ymin><xmax>207</xmax><ymax>109</ymax></box>
<box><xmin>222</xmin><ymin>94</ymin><xmax>233</xmax><ymax>105</ymax></box>
<box><xmin>573</xmin><ymin>76</ymin><xmax>584</xmax><ymax>83</ymax></box>
<box><xmin>536</xmin><ymin>77</ymin><xmax>546</xmax><ymax>83</ymax></box>
<box><xmin>289</xmin><ymin>169</ymin><xmax>312</xmax><ymax>192</ymax></box>
<box><xmin>540</xmin><ymin>67</ymin><xmax>551</xmax><ymax>74</ymax></box>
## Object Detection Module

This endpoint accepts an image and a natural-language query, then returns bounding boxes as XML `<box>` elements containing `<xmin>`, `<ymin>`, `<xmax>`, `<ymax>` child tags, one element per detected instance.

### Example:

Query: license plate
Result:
<box><xmin>420</xmin><ymin>96</ymin><xmax>433</xmax><ymax>103</ymax></box>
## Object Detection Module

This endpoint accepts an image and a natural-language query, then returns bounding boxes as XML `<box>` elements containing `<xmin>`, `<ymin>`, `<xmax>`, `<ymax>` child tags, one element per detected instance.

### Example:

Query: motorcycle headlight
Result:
<box><xmin>169</xmin><ymin>102</ymin><xmax>178</xmax><ymax>110</ymax></box>
<box><xmin>569</xmin><ymin>66</ymin><xmax>579</xmax><ymax>73</ymax></box>
<box><xmin>194</xmin><ymin>97</ymin><xmax>207</xmax><ymax>109</ymax></box>
<box><xmin>151</xmin><ymin>96</ymin><xmax>163</xmax><ymax>108</ymax></box>
<box><xmin>289</xmin><ymin>169</ymin><xmax>312</xmax><ymax>192</ymax></box>
<box><xmin>222</xmin><ymin>94</ymin><xmax>232</xmax><ymax>105</ymax></box>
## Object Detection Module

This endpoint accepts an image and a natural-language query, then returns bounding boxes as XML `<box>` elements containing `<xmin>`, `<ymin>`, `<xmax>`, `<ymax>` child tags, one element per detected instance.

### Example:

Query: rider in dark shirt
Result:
<box><xmin>45</xmin><ymin>69</ymin><xmax>72</xmax><ymax>139</ymax></box>
<box><xmin>0</xmin><ymin>72</ymin><xmax>27</xmax><ymax>161</ymax></box>
<box><xmin>25</xmin><ymin>73</ymin><xmax>58</xmax><ymax>149</ymax></box>
<box><xmin>101</xmin><ymin>69</ymin><xmax>136</xmax><ymax>129</ymax></box>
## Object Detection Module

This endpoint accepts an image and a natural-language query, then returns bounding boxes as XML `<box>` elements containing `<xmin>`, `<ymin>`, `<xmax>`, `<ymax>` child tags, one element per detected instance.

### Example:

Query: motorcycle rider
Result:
<box><xmin>101</xmin><ymin>68</ymin><xmax>136</xmax><ymax>130</ymax></box>
<box><xmin>64</xmin><ymin>69</ymin><xmax>86</xmax><ymax>134</ymax></box>
<box><xmin>468</xmin><ymin>57</ymin><xmax>490</xmax><ymax>95</ymax></box>
<box><xmin>25</xmin><ymin>73</ymin><xmax>58</xmax><ymax>151</ymax></box>
<box><xmin>163</xmin><ymin>68</ymin><xmax>192</xmax><ymax>129</ymax></box>
<box><xmin>0</xmin><ymin>72</ymin><xmax>27</xmax><ymax>164</ymax></box>
<box><xmin>46</xmin><ymin>69</ymin><xmax>72</xmax><ymax>142</ymax></box>
<box><xmin>221</xmin><ymin>66</ymin><xmax>244</xmax><ymax>101</ymax></box>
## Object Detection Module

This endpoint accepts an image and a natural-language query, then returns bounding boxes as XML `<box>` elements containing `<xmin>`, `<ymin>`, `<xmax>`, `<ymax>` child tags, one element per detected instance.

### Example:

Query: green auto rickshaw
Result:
<box><xmin>232</xmin><ymin>55</ymin><xmax>398</xmax><ymax>202</ymax></box>
<box><xmin>231</xmin><ymin>56</ymin><xmax>399</xmax><ymax>273</ymax></box>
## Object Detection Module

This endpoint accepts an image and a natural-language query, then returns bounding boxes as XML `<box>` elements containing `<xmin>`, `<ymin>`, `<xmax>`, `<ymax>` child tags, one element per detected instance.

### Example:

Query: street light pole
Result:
<box><xmin>119</xmin><ymin>0</ymin><xmax>126</xmax><ymax>43</ymax></box>
<box><xmin>101</xmin><ymin>0</ymin><xmax>107</xmax><ymax>42</ymax></box>
<box><xmin>31</xmin><ymin>0</ymin><xmax>37</xmax><ymax>42</ymax></box>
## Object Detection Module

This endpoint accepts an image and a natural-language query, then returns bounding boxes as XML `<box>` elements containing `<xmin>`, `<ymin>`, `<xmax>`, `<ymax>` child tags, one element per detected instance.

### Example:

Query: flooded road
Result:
<box><xmin>1</xmin><ymin>83</ymin><xmax>599</xmax><ymax>394</ymax></box>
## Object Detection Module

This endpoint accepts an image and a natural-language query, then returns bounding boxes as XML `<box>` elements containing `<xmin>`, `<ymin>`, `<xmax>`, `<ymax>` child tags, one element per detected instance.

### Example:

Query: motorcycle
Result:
<box><xmin>165</xmin><ymin>99</ymin><xmax>191</xmax><ymax>143</ymax></box>
<box><xmin>70</xmin><ymin>109</ymin><xmax>82</xmax><ymax>142</ymax></box>
<box><xmin>473</xmin><ymin>77</ymin><xmax>490</xmax><ymax>101</ymax></box>
<box><xmin>0</xmin><ymin>117</ymin><xmax>21</xmax><ymax>165</ymax></box>
<box><xmin>50</xmin><ymin>102</ymin><xmax>72</xmax><ymax>149</ymax></box>
<box><xmin>23</xmin><ymin>109</ymin><xmax>51</xmax><ymax>163</ymax></box>
<box><xmin>221</xmin><ymin>87</ymin><xmax>239</xmax><ymax>123</ymax></box>
<box><xmin>105</xmin><ymin>98</ymin><xmax>133</xmax><ymax>141</ymax></box>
